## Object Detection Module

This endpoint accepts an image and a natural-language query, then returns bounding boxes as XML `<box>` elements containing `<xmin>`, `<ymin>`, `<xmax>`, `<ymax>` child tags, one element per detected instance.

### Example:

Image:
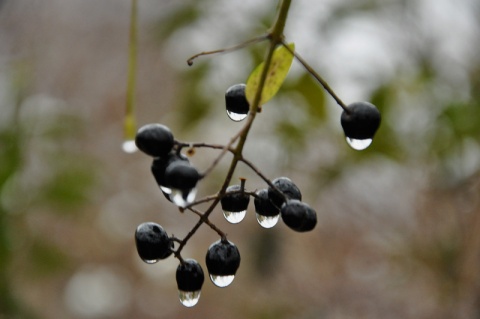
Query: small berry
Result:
<box><xmin>206</xmin><ymin>239</ymin><xmax>241</xmax><ymax>287</ymax></box>
<box><xmin>135</xmin><ymin>222</ymin><xmax>173</xmax><ymax>263</ymax></box>
<box><xmin>176</xmin><ymin>259</ymin><xmax>205</xmax><ymax>293</ymax></box>
<box><xmin>281</xmin><ymin>200</ymin><xmax>317</xmax><ymax>232</ymax></box>
<box><xmin>151</xmin><ymin>152</ymin><xmax>189</xmax><ymax>188</ymax></box>
<box><xmin>164</xmin><ymin>161</ymin><xmax>200</xmax><ymax>191</ymax></box>
<box><xmin>268</xmin><ymin>177</ymin><xmax>302</xmax><ymax>209</ymax></box>
<box><xmin>254</xmin><ymin>188</ymin><xmax>279</xmax><ymax>217</ymax></box>
<box><xmin>225</xmin><ymin>84</ymin><xmax>249</xmax><ymax>121</ymax></box>
<box><xmin>135</xmin><ymin>123</ymin><xmax>174</xmax><ymax>157</ymax></box>
<box><xmin>221</xmin><ymin>185</ymin><xmax>250</xmax><ymax>213</ymax></box>
<box><xmin>340</xmin><ymin>102</ymin><xmax>381</xmax><ymax>140</ymax></box>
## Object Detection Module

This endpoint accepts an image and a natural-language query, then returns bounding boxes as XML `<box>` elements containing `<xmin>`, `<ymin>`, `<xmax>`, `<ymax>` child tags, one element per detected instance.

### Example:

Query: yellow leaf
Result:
<box><xmin>246</xmin><ymin>43</ymin><xmax>295</xmax><ymax>106</ymax></box>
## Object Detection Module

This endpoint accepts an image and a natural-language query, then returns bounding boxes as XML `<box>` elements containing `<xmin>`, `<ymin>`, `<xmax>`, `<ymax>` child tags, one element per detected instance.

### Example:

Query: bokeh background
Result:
<box><xmin>1</xmin><ymin>0</ymin><xmax>480</xmax><ymax>318</ymax></box>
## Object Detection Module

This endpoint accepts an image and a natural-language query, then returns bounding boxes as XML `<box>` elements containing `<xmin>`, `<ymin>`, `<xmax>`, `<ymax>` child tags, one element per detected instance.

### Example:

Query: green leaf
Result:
<box><xmin>246</xmin><ymin>43</ymin><xmax>295</xmax><ymax>106</ymax></box>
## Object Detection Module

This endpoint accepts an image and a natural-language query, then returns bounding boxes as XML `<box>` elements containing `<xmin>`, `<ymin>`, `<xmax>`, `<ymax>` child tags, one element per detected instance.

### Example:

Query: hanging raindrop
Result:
<box><xmin>178</xmin><ymin>290</ymin><xmax>201</xmax><ymax>307</ymax></box>
<box><xmin>170</xmin><ymin>188</ymin><xmax>197</xmax><ymax>207</ymax></box>
<box><xmin>256</xmin><ymin>213</ymin><xmax>280</xmax><ymax>228</ymax></box>
<box><xmin>122</xmin><ymin>140</ymin><xmax>137</xmax><ymax>153</ymax></box>
<box><xmin>141</xmin><ymin>258</ymin><xmax>158</xmax><ymax>264</ymax></box>
<box><xmin>209</xmin><ymin>274</ymin><xmax>235</xmax><ymax>288</ymax></box>
<box><xmin>223</xmin><ymin>210</ymin><xmax>246</xmax><ymax>224</ymax></box>
<box><xmin>346</xmin><ymin>137</ymin><xmax>372</xmax><ymax>151</ymax></box>
<box><xmin>226</xmin><ymin>110</ymin><xmax>248</xmax><ymax>122</ymax></box>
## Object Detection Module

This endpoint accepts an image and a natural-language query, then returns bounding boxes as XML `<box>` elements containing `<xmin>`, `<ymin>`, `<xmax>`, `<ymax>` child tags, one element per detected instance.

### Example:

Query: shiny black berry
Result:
<box><xmin>135</xmin><ymin>123</ymin><xmax>174</xmax><ymax>157</ymax></box>
<box><xmin>340</xmin><ymin>102</ymin><xmax>381</xmax><ymax>140</ymax></box>
<box><xmin>254</xmin><ymin>188</ymin><xmax>279</xmax><ymax>217</ymax></box>
<box><xmin>151</xmin><ymin>152</ymin><xmax>189</xmax><ymax>188</ymax></box>
<box><xmin>176</xmin><ymin>259</ymin><xmax>205</xmax><ymax>307</ymax></box>
<box><xmin>221</xmin><ymin>185</ymin><xmax>250</xmax><ymax>213</ymax></box>
<box><xmin>281</xmin><ymin>200</ymin><xmax>317</xmax><ymax>232</ymax></box>
<box><xmin>135</xmin><ymin>222</ymin><xmax>173</xmax><ymax>263</ymax></box>
<box><xmin>205</xmin><ymin>239</ymin><xmax>241</xmax><ymax>287</ymax></box>
<box><xmin>225</xmin><ymin>83</ymin><xmax>249</xmax><ymax>121</ymax></box>
<box><xmin>268</xmin><ymin>177</ymin><xmax>302</xmax><ymax>209</ymax></box>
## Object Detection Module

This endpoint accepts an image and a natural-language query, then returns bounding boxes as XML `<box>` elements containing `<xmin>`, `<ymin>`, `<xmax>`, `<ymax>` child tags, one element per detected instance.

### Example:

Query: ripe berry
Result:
<box><xmin>254</xmin><ymin>189</ymin><xmax>279</xmax><ymax>217</ymax></box>
<box><xmin>280</xmin><ymin>200</ymin><xmax>317</xmax><ymax>232</ymax></box>
<box><xmin>205</xmin><ymin>239</ymin><xmax>241</xmax><ymax>287</ymax></box>
<box><xmin>151</xmin><ymin>152</ymin><xmax>189</xmax><ymax>189</ymax></box>
<box><xmin>225</xmin><ymin>83</ymin><xmax>249</xmax><ymax>121</ymax></box>
<box><xmin>176</xmin><ymin>259</ymin><xmax>205</xmax><ymax>307</ymax></box>
<box><xmin>221</xmin><ymin>185</ymin><xmax>250</xmax><ymax>212</ymax></box>
<box><xmin>135</xmin><ymin>123</ymin><xmax>175</xmax><ymax>157</ymax></box>
<box><xmin>135</xmin><ymin>222</ymin><xmax>173</xmax><ymax>263</ymax></box>
<box><xmin>340</xmin><ymin>102</ymin><xmax>381</xmax><ymax>140</ymax></box>
<box><xmin>164</xmin><ymin>161</ymin><xmax>201</xmax><ymax>207</ymax></box>
<box><xmin>268</xmin><ymin>177</ymin><xmax>302</xmax><ymax>209</ymax></box>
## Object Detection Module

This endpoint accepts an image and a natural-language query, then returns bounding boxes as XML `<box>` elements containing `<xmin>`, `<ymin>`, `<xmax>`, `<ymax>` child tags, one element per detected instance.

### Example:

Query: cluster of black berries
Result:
<box><xmin>132</xmin><ymin>82</ymin><xmax>380</xmax><ymax>307</ymax></box>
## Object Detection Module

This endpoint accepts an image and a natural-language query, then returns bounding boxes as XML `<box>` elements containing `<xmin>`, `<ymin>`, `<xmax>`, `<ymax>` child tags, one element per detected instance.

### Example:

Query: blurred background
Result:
<box><xmin>1</xmin><ymin>0</ymin><xmax>480</xmax><ymax>318</ymax></box>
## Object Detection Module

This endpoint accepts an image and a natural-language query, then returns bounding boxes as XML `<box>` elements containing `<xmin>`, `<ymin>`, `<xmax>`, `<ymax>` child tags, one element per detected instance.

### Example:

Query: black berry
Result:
<box><xmin>176</xmin><ymin>259</ymin><xmax>205</xmax><ymax>292</ymax></box>
<box><xmin>281</xmin><ymin>200</ymin><xmax>317</xmax><ymax>232</ymax></box>
<box><xmin>254</xmin><ymin>188</ymin><xmax>279</xmax><ymax>217</ymax></box>
<box><xmin>268</xmin><ymin>177</ymin><xmax>302</xmax><ymax>209</ymax></box>
<box><xmin>164</xmin><ymin>161</ymin><xmax>201</xmax><ymax>191</ymax></box>
<box><xmin>340</xmin><ymin>102</ymin><xmax>381</xmax><ymax>140</ymax></box>
<box><xmin>225</xmin><ymin>83</ymin><xmax>249</xmax><ymax>121</ymax></box>
<box><xmin>221</xmin><ymin>185</ymin><xmax>250</xmax><ymax>212</ymax></box>
<box><xmin>205</xmin><ymin>239</ymin><xmax>241</xmax><ymax>287</ymax></box>
<box><xmin>135</xmin><ymin>222</ymin><xmax>173</xmax><ymax>263</ymax></box>
<box><xmin>135</xmin><ymin>123</ymin><xmax>175</xmax><ymax>157</ymax></box>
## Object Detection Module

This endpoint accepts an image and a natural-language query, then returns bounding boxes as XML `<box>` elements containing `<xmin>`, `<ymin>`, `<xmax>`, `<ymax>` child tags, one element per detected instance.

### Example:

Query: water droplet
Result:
<box><xmin>160</xmin><ymin>186</ymin><xmax>172</xmax><ymax>194</ymax></box>
<box><xmin>223</xmin><ymin>210</ymin><xmax>246</xmax><ymax>224</ymax></box>
<box><xmin>209</xmin><ymin>274</ymin><xmax>235</xmax><ymax>287</ymax></box>
<box><xmin>256</xmin><ymin>214</ymin><xmax>280</xmax><ymax>228</ymax></box>
<box><xmin>170</xmin><ymin>188</ymin><xmax>197</xmax><ymax>207</ymax></box>
<box><xmin>122</xmin><ymin>140</ymin><xmax>137</xmax><ymax>153</ymax></box>
<box><xmin>178</xmin><ymin>290</ymin><xmax>201</xmax><ymax>307</ymax></box>
<box><xmin>346</xmin><ymin>137</ymin><xmax>372</xmax><ymax>151</ymax></box>
<box><xmin>227</xmin><ymin>110</ymin><xmax>248</xmax><ymax>122</ymax></box>
<box><xmin>141</xmin><ymin>258</ymin><xmax>158</xmax><ymax>264</ymax></box>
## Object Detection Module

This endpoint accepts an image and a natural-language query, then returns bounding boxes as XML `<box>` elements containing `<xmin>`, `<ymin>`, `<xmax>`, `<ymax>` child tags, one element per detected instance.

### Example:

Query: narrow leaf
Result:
<box><xmin>246</xmin><ymin>43</ymin><xmax>295</xmax><ymax>106</ymax></box>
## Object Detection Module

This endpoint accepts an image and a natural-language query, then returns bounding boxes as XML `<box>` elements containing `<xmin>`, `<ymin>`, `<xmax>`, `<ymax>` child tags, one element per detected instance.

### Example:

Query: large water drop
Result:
<box><xmin>209</xmin><ymin>274</ymin><xmax>235</xmax><ymax>288</ymax></box>
<box><xmin>178</xmin><ymin>290</ymin><xmax>201</xmax><ymax>307</ymax></box>
<box><xmin>170</xmin><ymin>188</ymin><xmax>197</xmax><ymax>207</ymax></box>
<box><xmin>256</xmin><ymin>214</ymin><xmax>280</xmax><ymax>228</ymax></box>
<box><xmin>122</xmin><ymin>140</ymin><xmax>137</xmax><ymax>153</ymax></box>
<box><xmin>227</xmin><ymin>110</ymin><xmax>248</xmax><ymax>122</ymax></box>
<box><xmin>223</xmin><ymin>210</ymin><xmax>246</xmax><ymax>224</ymax></box>
<box><xmin>346</xmin><ymin>137</ymin><xmax>372</xmax><ymax>151</ymax></box>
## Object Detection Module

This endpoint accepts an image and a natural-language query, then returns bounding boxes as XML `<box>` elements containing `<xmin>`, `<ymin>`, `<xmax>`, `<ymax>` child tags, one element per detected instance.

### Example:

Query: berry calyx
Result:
<box><xmin>225</xmin><ymin>83</ymin><xmax>249</xmax><ymax>121</ymax></box>
<box><xmin>176</xmin><ymin>259</ymin><xmax>205</xmax><ymax>307</ymax></box>
<box><xmin>135</xmin><ymin>123</ymin><xmax>174</xmax><ymax>157</ymax></box>
<box><xmin>280</xmin><ymin>200</ymin><xmax>317</xmax><ymax>232</ymax></box>
<box><xmin>268</xmin><ymin>177</ymin><xmax>302</xmax><ymax>209</ymax></box>
<box><xmin>135</xmin><ymin>222</ymin><xmax>173</xmax><ymax>263</ymax></box>
<box><xmin>340</xmin><ymin>102</ymin><xmax>381</xmax><ymax>148</ymax></box>
<box><xmin>205</xmin><ymin>239</ymin><xmax>241</xmax><ymax>287</ymax></box>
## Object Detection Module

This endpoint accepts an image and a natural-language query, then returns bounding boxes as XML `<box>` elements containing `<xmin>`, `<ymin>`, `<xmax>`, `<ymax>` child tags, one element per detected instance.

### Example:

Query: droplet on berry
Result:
<box><xmin>164</xmin><ymin>161</ymin><xmax>201</xmax><ymax>207</ymax></box>
<box><xmin>221</xmin><ymin>185</ymin><xmax>250</xmax><ymax>224</ymax></box>
<box><xmin>122</xmin><ymin>139</ymin><xmax>137</xmax><ymax>153</ymax></box>
<box><xmin>340</xmin><ymin>101</ymin><xmax>381</xmax><ymax>151</ymax></box>
<box><xmin>225</xmin><ymin>84</ymin><xmax>249</xmax><ymax>122</ymax></box>
<box><xmin>254</xmin><ymin>189</ymin><xmax>280</xmax><ymax>228</ymax></box>
<box><xmin>176</xmin><ymin>259</ymin><xmax>204</xmax><ymax>307</ymax></box>
<box><xmin>135</xmin><ymin>123</ymin><xmax>174</xmax><ymax>157</ymax></box>
<box><xmin>205</xmin><ymin>239</ymin><xmax>241</xmax><ymax>288</ymax></box>
<box><xmin>135</xmin><ymin>222</ymin><xmax>173</xmax><ymax>264</ymax></box>
<box><xmin>268</xmin><ymin>177</ymin><xmax>302</xmax><ymax>209</ymax></box>
<box><xmin>280</xmin><ymin>200</ymin><xmax>317</xmax><ymax>232</ymax></box>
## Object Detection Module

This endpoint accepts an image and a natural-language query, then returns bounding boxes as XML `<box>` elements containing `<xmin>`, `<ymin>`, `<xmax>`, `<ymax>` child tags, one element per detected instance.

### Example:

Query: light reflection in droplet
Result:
<box><xmin>227</xmin><ymin>110</ymin><xmax>248</xmax><ymax>122</ymax></box>
<box><xmin>223</xmin><ymin>210</ymin><xmax>246</xmax><ymax>224</ymax></box>
<box><xmin>256</xmin><ymin>214</ymin><xmax>280</xmax><ymax>228</ymax></box>
<box><xmin>346</xmin><ymin>137</ymin><xmax>372</xmax><ymax>151</ymax></box>
<box><xmin>170</xmin><ymin>188</ymin><xmax>197</xmax><ymax>208</ymax></box>
<box><xmin>122</xmin><ymin>140</ymin><xmax>137</xmax><ymax>153</ymax></box>
<box><xmin>209</xmin><ymin>274</ymin><xmax>235</xmax><ymax>287</ymax></box>
<box><xmin>178</xmin><ymin>290</ymin><xmax>201</xmax><ymax>307</ymax></box>
<box><xmin>141</xmin><ymin>258</ymin><xmax>158</xmax><ymax>264</ymax></box>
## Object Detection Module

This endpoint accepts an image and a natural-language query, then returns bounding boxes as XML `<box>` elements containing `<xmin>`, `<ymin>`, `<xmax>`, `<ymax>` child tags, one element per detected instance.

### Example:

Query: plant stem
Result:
<box><xmin>175</xmin><ymin>0</ymin><xmax>292</xmax><ymax>256</ymax></box>
<box><xmin>280</xmin><ymin>40</ymin><xmax>350</xmax><ymax>113</ymax></box>
<box><xmin>124</xmin><ymin>0</ymin><xmax>138</xmax><ymax>141</ymax></box>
